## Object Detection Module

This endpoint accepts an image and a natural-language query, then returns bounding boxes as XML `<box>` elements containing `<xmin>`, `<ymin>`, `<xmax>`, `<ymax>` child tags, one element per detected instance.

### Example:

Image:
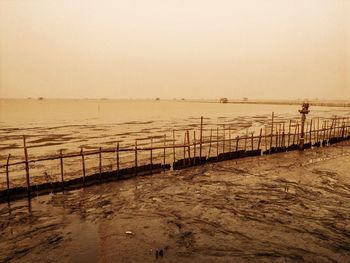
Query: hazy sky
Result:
<box><xmin>0</xmin><ymin>0</ymin><xmax>349</xmax><ymax>99</ymax></box>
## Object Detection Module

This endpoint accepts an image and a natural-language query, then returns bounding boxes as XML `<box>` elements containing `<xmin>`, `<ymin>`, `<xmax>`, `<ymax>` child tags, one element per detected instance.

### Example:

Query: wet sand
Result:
<box><xmin>0</xmin><ymin>141</ymin><xmax>350</xmax><ymax>262</ymax></box>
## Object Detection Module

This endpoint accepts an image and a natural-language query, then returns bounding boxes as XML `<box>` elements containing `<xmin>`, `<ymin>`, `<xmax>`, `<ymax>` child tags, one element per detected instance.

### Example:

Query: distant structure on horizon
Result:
<box><xmin>219</xmin><ymin>98</ymin><xmax>228</xmax><ymax>103</ymax></box>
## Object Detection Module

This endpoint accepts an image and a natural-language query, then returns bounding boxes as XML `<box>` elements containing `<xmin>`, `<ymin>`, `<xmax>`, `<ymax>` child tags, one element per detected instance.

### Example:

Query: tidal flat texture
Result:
<box><xmin>0</xmin><ymin>141</ymin><xmax>349</xmax><ymax>263</ymax></box>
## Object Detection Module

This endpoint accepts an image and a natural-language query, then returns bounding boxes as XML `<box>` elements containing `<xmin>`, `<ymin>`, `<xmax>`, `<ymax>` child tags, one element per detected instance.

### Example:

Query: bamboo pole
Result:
<box><xmin>99</xmin><ymin>147</ymin><xmax>102</xmax><ymax>182</ymax></box>
<box><xmin>150</xmin><ymin>137</ymin><xmax>153</xmax><ymax>174</ymax></box>
<box><xmin>187</xmin><ymin>130</ymin><xmax>191</xmax><ymax>163</ymax></box>
<box><xmin>282</xmin><ymin>122</ymin><xmax>285</xmax><ymax>147</ymax></box>
<box><xmin>193</xmin><ymin>131</ymin><xmax>196</xmax><ymax>164</ymax></box>
<box><xmin>199</xmin><ymin>116</ymin><xmax>203</xmax><ymax>164</ymax></box>
<box><xmin>6</xmin><ymin>154</ymin><xmax>11</xmax><ymax>199</ymax></box>
<box><xmin>172</xmin><ymin>130</ymin><xmax>176</xmax><ymax>164</ymax></box>
<box><xmin>264</xmin><ymin>126</ymin><xmax>268</xmax><ymax>152</ymax></box>
<box><xmin>59</xmin><ymin>149</ymin><xmax>64</xmax><ymax>187</ymax></box>
<box><xmin>163</xmin><ymin>134</ymin><xmax>166</xmax><ymax>170</ymax></box>
<box><xmin>23</xmin><ymin>135</ymin><xmax>30</xmax><ymax>195</ymax></box>
<box><xmin>81</xmin><ymin>147</ymin><xmax>86</xmax><ymax>186</ymax></box>
<box><xmin>216</xmin><ymin>127</ymin><xmax>219</xmax><ymax>160</ymax></box>
<box><xmin>116</xmin><ymin>142</ymin><xmax>120</xmax><ymax>176</ymax></box>
<box><xmin>229</xmin><ymin>126</ymin><xmax>232</xmax><ymax>153</ymax></box>
<box><xmin>275</xmin><ymin>124</ymin><xmax>278</xmax><ymax>148</ymax></box>
<box><xmin>287</xmin><ymin>120</ymin><xmax>291</xmax><ymax>147</ymax></box>
<box><xmin>270</xmin><ymin>112</ymin><xmax>274</xmax><ymax>153</ymax></box>
<box><xmin>296</xmin><ymin>124</ymin><xmax>300</xmax><ymax>145</ymax></box>
<box><xmin>183</xmin><ymin>132</ymin><xmax>186</xmax><ymax>166</ymax></box>
<box><xmin>208</xmin><ymin>128</ymin><xmax>212</xmax><ymax>158</ymax></box>
<box><xmin>134</xmin><ymin>140</ymin><xmax>138</xmax><ymax>175</ymax></box>
<box><xmin>223</xmin><ymin>125</ymin><xmax>226</xmax><ymax>155</ymax></box>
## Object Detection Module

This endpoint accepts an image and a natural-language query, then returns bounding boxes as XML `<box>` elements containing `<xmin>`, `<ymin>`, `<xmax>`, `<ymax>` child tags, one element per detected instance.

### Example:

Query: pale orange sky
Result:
<box><xmin>0</xmin><ymin>0</ymin><xmax>349</xmax><ymax>100</ymax></box>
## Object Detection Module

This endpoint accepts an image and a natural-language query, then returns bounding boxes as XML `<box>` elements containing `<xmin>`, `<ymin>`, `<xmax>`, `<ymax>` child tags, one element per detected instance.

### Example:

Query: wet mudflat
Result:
<box><xmin>0</xmin><ymin>142</ymin><xmax>350</xmax><ymax>263</ymax></box>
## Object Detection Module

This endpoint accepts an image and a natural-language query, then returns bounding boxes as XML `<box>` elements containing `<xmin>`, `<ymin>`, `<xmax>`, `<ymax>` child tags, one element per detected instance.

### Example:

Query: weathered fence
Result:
<box><xmin>1</xmin><ymin>113</ymin><xmax>350</xmax><ymax>203</ymax></box>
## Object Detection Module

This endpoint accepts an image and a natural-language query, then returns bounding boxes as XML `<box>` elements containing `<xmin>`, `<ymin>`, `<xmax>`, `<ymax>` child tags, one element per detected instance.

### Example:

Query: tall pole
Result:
<box><xmin>299</xmin><ymin>103</ymin><xmax>310</xmax><ymax>151</ymax></box>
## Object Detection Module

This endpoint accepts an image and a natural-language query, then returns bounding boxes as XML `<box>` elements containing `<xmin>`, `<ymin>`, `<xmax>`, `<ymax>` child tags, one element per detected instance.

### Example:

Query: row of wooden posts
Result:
<box><xmin>1</xmin><ymin>114</ymin><xmax>350</xmax><ymax>200</ymax></box>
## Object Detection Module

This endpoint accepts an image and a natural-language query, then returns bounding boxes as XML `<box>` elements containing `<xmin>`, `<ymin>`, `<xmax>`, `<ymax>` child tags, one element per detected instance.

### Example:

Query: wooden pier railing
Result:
<box><xmin>1</xmin><ymin>114</ymin><xmax>349</xmax><ymax>203</ymax></box>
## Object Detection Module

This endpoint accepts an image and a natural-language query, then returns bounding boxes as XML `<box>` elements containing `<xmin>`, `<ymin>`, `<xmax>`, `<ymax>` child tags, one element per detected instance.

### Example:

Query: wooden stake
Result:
<box><xmin>150</xmin><ymin>137</ymin><xmax>153</xmax><ymax>173</ymax></box>
<box><xmin>193</xmin><ymin>131</ymin><xmax>196</xmax><ymax>164</ymax></box>
<box><xmin>134</xmin><ymin>140</ymin><xmax>138</xmax><ymax>175</ymax></box>
<box><xmin>81</xmin><ymin>147</ymin><xmax>85</xmax><ymax>186</ymax></box>
<box><xmin>216</xmin><ymin>127</ymin><xmax>219</xmax><ymax>160</ymax></box>
<box><xmin>187</xmin><ymin>130</ymin><xmax>191</xmax><ymax>163</ymax></box>
<box><xmin>23</xmin><ymin>136</ymin><xmax>30</xmax><ymax>195</ymax></box>
<box><xmin>287</xmin><ymin>120</ymin><xmax>291</xmax><ymax>147</ymax></box>
<box><xmin>59</xmin><ymin>150</ymin><xmax>64</xmax><ymax>187</ymax></box>
<box><xmin>116</xmin><ymin>142</ymin><xmax>120</xmax><ymax>176</ymax></box>
<box><xmin>183</xmin><ymin>132</ymin><xmax>186</xmax><ymax>166</ymax></box>
<box><xmin>244</xmin><ymin>129</ymin><xmax>248</xmax><ymax>151</ymax></box>
<box><xmin>199</xmin><ymin>116</ymin><xmax>203</xmax><ymax>163</ymax></box>
<box><xmin>236</xmin><ymin>136</ymin><xmax>239</xmax><ymax>151</ymax></box>
<box><xmin>270</xmin><ymin>112</ymin><xmax>274</xmax><ymax>153</ymax></box>
<box><xmin>99</xmin><ymin>147</ymin><xmax>102</xmax><ymax>182</ymax></box>
<box><xmin>163</xmin><ymin>134</ymin><xmax>166</xmax><ymax>170</ymax></box>
<box><xmin>229</xmin><ymin>126</ymin><xmax>232</xmax><ymax>153</ymax></box>
<box><xmin>223</xmin><ymin>125</ymin><xmax>226</xmax><ymax>155</ymax></box>
<box><xmin>6</xmin><ymin>154</ymin><xmax>11</xmax><ymax>199</ymax></box>
<box><xmin>172</xmin><ymin>130</ymin><xmax>176</xmax><ymax>164</ymax></box>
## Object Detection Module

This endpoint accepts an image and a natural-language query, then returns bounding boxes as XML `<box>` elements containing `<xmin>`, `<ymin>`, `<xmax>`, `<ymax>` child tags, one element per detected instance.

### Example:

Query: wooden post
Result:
<box><xmin>172</xmin><ymin>130</ymin><xmax>176</xmax><ymax>164</ymax></box>
<box><xmin>282</xmin><ymin>122</ymin><xmax>285</xmax><ymax>147</ymax></box>
<box><xmin>264</xmin><ymin>126</ymin><xmax>268</xmax><ymax>152</ymax></box>
<box><xmin>193</xmin><ymin>131</ymin><xmax>196</xmax><ymax>164</ymax></box>
<box><xmin>6</xmin><ymin>154</ymin><xmax>11</xmax><ymax>199</ymax></box>
<box><xmin>183</xmin><ymin>132</ymin><xmax>186</xmax><ymax>166</ymax></box>
<box><xmin>287</xmin><ymin>120</ymin><xmax>291</xmax><ymax>147</ymax></box>
<box><xmin>270</xmin><ymin>112</ymin><xmax>274</xmax><ymax>153</ymax></box>
<box><xmin>216</xmin><ymin>127</ymin><xmax>219</xmax><ymax>160</ymax></box>
<box><xmin>222</xmin><ymin>125</ymin><xmax>226</xmax><ymax>155</ymax></box>
<box><xmin>81</xmin><ymin>147</ymin><xmax>85</xmax><ymax>186</ymax></box>
<box><xmin>116</xmin><ymin>142</ymin><xmax>120</xmax><ymax>176</ymax></box>
<box><xmin>186</xmin><ymin>130</ymin><xmax>191</xmax><ymax>163</ymax></box>
<box><xmin>99</xmin><ymin>147</ymin><xmax>102</xmax><ymax>182</ymax></box>
<box><xmin>163</xmin><ymin>134</ymin><xmax>166</xmax><ymax>170</ymax></box>
<box><xmin>208</xmin><ymin>128</ymin><xmax>213</xmax><ymax>158</ymax></box>
<box><xmin>257</xmin><ymin>128</ymin><xmax>262</xmax><ymax>150</ymax></box>
<box><xmin>134</xmin><ymin>140</ymin><xmax>138</xmax><ymax>175</ymax></box>
<box><xmin>23</xmin><ymin>135</ymin><xmax>30</xmax><ymax>195</ymax></box>
<box><xmin>150</xmin><ymin>137</ymin><xmax>153</xmax><ymax>173</ymax></box>
<box><xmin>229</xmin><ymin>126</ymin><xmax>232</xmax><ymax>153</ymax></box>
<box><xmin>236</xmin><ymin>136</ymin><xmax>239</xmax><ymax>152</ymax></box>
<box><xmin>199</xmin><ymin>116</ymin><xmax>203</xmax><ymax>164</ymax></box>
<box><xmin>244</xmin><ymin>129</ymin><xmax>248</xmax><ymax>151</ymax></box>
<box><xmin>296</xmin><ymin>124</ymin><xmax>300</xmax><ymax>145</ymax></box>
<box><xmin>59</xmin><ymin>150</ymin><xmax>64</xmax><ymax>187</ymax></box>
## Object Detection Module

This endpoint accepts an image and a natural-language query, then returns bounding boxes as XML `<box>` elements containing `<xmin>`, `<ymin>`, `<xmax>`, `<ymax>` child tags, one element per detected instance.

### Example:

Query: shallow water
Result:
<box><xmin>0</xmin><ymin>99</ymin><xmax>349</xmax><ymax>188</ymax></box>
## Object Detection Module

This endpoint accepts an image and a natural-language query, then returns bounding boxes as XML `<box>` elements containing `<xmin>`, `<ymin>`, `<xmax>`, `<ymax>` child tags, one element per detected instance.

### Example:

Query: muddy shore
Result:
<box><xmin>0</xmin><ymin>141</ymin><xmax>350</xmax><ymax>262</ymax></box>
